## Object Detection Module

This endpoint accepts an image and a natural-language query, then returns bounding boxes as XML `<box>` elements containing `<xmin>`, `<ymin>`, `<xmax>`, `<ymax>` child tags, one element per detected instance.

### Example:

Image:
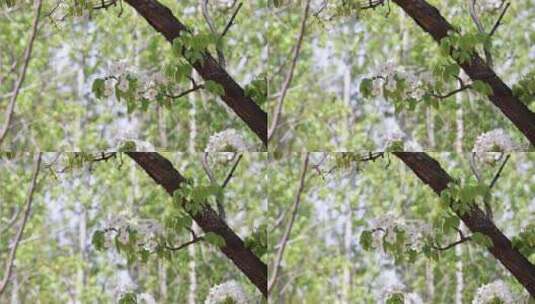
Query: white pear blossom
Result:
<box><xmin>385</xmin><ymin>77</ymin><xmax>397</xmax><ymax>91</ymax></box>
<box><xmin>111</xmin><ymin>61</ymin><xmax>127</xmax><ymax>76</ymax></box>
<box><xmin>118</xmin><ymin>229</ymin><xmax>130</xmax><ymax>245</ymax></box>
<box><xmin>478</xmin><ymin>0</ymin><xmax>503</xmax><ymax>12</ymax></box>
<box><xmin>472</xmin><ymin>280</ymin><xmax>514</xmax><ymax>304</ymax></box>
<box><xmin>473</xmin><ymin>129</ymin><xmax>517</xmax><ymax>153</ymax></box>
<box><xmin>205</xmin><ymin>129</ymin><xmax>248</xmax><ymax>152</ymax></box>
<box><xmin>151</xmin><ymin>72</ymin><xmax>168</xmax><ymax>85</ymax></box>
<box><xmin>473</xmin><ymin>129</ymin><xmax>519</xmax><ymax>164</ymax></box>
<box><xmin>138</xmin><ymin>293</ymin><xmax>157</xmax><ymax>304</ymax></box>
<box><xmin>204</xmin><ymin>280</ymin><xmax>249</xmax><ymax>304</ymax></box>
<box><xmin>143</xmin><ymin>88</ymin><xmax>158</xmax><ymax>101</ymax></box>
<box><xmin>104</xmin><ymin>78</ymin><xmax>115</xmax><ymax>97</ymax></box>
<box><xmin>118</xmin><ymin>77</ymin><xmax>129</xmax><ymax>92</ymax></box>
<box><xmin>372</xmin><ymin>78</ymin><xmax>383</xmax><ymax>96</ymax></box>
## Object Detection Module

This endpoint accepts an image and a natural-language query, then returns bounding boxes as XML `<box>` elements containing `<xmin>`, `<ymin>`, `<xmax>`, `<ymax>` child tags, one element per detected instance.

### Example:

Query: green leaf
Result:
<box><xmin>359</xmin><ymin>78</ymin><xmax>373</xmax><ymax>98</ymax></box>
<box><xmin>118</xmin><ymin>140</ymin><xmax>137</xmax><ymax>152</ymax></box>
<box><xmin>205</xmin><ymin>80</ymin><xmax>225</xmax><ymax>96</ymax></box>
<box><xmin>91</xmin><ymin>230</ymin><xmax>106</xmax><ymax>251</ymax></box>
<box><xmin>472</xmin><ymin>232</ymin><xmax>493</xmax><ymax>248</ymax></box>
<box><xmin>360</xmin><ymin>230</ymin><xmax>373</xmax><ymax>251</ymax></box>
<box><xmin>92</xmin><ymin>78</ymin><xmax>105</xmax><ymax>99</ymax></box>
<box><xmin>473</xmin><ymin>80</ymin><xmax>493</xmax><ymax>95</ymax></box>
<box><xmin>386</xmin><ymin>293</ymin><xmax>404</xmax><ymax>304</ymax></box>
<box><xmin>118</xmin><ymin>292</ymin><xmax>137</xmax><ymax>304</ymax></box>
<box><xmin>443</xmin><ymin>214</ymin><xmax>460</xmax><ymax>233</ymax></box>
<box><xmin>204</xmin><ymin>232</ymin><xmax>226</xmax><ymax>247</ymax></box>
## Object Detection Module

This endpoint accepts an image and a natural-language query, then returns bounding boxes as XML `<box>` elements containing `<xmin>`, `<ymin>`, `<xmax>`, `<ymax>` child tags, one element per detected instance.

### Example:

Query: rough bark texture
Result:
<box><xmin>392</xmin><ymin>0</ymin><xmax>535</xmax><ymax>145</ymax></box>
<box><xmin>394</xmin><ymin>152</ymin><xmax>535</xmax><ymax>296</ymax></box>
<box><xmin>124</xmin><ymin>0</ymin><xmax>267</xmax><ymax>145</ymax></box>
<box><xmin>126</xmin><ymin>152</ymin><xmax>267</xmax><ymax>297</ymax></box>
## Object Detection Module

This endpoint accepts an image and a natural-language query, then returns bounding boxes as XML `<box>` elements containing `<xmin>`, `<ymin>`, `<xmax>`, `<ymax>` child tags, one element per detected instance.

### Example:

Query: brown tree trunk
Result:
<box><xmin>124</xmin><ymin>0</ymin><xmax>267</xmax><ymax>145</ymax></box>
<box><xmin>126</xmin><ymin>152</ymin><xmax>267</xmax><ymax>297</ymax></box>
<box><xmin>392</xmin><ymin>0</ymin><xmax>535</xmax><ymax>145</ymax></box>
<box><xmin>394</xmin><ymin>152</ymin><xmax>535</xmax><ymax>296</ymax></box>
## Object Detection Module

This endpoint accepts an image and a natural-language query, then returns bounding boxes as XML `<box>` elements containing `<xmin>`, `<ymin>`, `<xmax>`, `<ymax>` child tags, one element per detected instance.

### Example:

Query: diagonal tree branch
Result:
<box><xmin>392</xmin><ymin>0</ymin><xmax>535</xmax><ymax>146</ymax></box>
<box><xmin>268</xmin><ymin>0</ymin><xmax>311</xmax><ymax>143</ymax></box>
<box><xmin>267</xmin><ymin>153</ymin><xmax>309</xmax><ymax>295</ymax></box>
<box><xmin>123</xmin><ymin>0</ymin><xmax>267</xmax><ymax>145</ymax></box>
<box><xmin>0</xmin><ymin>153</ymin><xmax>41</xmax><ymax>296</ymax></box>
<box><xmin>394</xmin><ymin>152</ymin><xmax>535</xmax><ymax>296</ymax></box>
<box><xmin>125</xmin><ymin>152</ymin><xmax>267</xmax><ymax>297</ymax></box>
<box><xmin>0</xmin><ymin>0</ymin><xmax>42</xmax><ymax>147</ymax></box>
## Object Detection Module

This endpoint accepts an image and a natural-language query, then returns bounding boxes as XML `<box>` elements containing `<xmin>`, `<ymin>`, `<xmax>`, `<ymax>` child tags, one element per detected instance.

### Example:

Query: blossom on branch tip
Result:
<box><xmin>472</xmin><ymin>280</ymin><xmax>514</xmax><ymax>304</ymax></box>
<box><xmin>204</xmin><ymin>280</ymin><xmax>249</xmax><ymax>304</ymax></box>
<box><xmin>205</xmin><ymin>129</ymin><xmax>248</xmax><ymax>152</ymax></box>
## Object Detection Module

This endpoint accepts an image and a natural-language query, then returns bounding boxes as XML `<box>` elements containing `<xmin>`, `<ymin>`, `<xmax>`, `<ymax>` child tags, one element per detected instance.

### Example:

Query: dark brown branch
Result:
<box><xmin>394</xmin><ymin>152</ymin><xmax>535</xmax><ymax>296</ymax></box>
<box><xmin>126</xmin><ymin>152</ymin><xmax>267</xmax><ymax>297</ymax></box>
<box><xmin>222</xmin><ymin>154</ymin><xmax>243</xmax><ymax>188</ymax></box>
<box><xmin>489</xmin><ymin>154</ymin><xmax>510</xmax><ymax>190</ymax></box>
<box><xmin>431</xmin><ymin>84</ymin><xmax>472</xmax><ymax>99</ymax></box>
<box><xmin>164</xmin><ymin>84</ymin><xmax>204</xmax><ymax>99</ymax></box>
<box><xmin>0</xmin><ymin>0</ymin><xmax>42</xmax><ymax>146</ymax></box>
<box><xmin>268</xmin><ymin>153</ymin><xmax>309</xmax><ymax>295</ymax></box>
<box><xmin>392</xmin><ymin>0</ymin><xmax>535</xmax><ymax>145</ymax></box>
<box><xmin>0</xmin><ymin>153</ymin><xmax>41</xmax><ymax>295</ymax></box>
<box><xmin>431</xmin><ymin>235</ymin><xmax>472</xmax><ymax>251</ymax></box>
<box><xmin>164</xmin><ymin>236</ymin><xmax>204</xmax><ymax>251</ymax></box>
<box><xmin>489</xmin><ymin>2</ymin><xmax>510</xmax><ymax>37</ymax></box>
<box><xmin>124</xmin><ymin>0</ymin><xmax>267</xmax><ymax>145</ymax></box>
<box><xmin>221</xmin><ymin>2</ymin><xmax>243</xmax><ymax>37</ymax></box>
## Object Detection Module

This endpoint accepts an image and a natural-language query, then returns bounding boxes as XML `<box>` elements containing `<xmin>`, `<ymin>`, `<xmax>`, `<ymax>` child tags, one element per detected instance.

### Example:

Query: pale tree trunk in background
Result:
<box><xmin>343</xmin><ymin>63</ymin><xmax>351</xmax><ymax>146</ymax></box>
<box><xmin>187</xmin><ymin>224</ymin><xmax>199</xmax><ymax>304</ymax></box>
<box><xmin>10</xmin><ymin>273</ymin><xmax>18</xmax><ymax>304</ymax></box>
<box><xmin>341</xmin><ymin>198</ymin><xmax>353</xmax><ymax>303</ymax></box>
<box><xmin>188</xmin><ymin>76</ymin><xmax>198</xmax><ymax>152</ymax></box>
<box><xmin>426</xmin><ymin>262</ymin><xmax>434</xmax><ymax>301</ymax></box>
<box><xmin>157</xmin><ymin>104</ymin><xmax>167</xmax><ymax>148</ymax></box>
<box><xmin>426</xmin><ymin>108</ymin><xmax>435</xmax><ymax>149</ymax></box>
<box><xmin>455</xmin><ymin>87</ymin><xmax>464</xmax><ymax>304</ymax></box>
<box><xmin>158</xmin><ymin>260</ymin><xmax>167</xmax><ymax>301</ymax></box>
<box><xmin>75</xmin><ymin>207</ymin><xmax>87</xmax><ymax>304</ymax></box>
<box><xmin>341</xmin><ymin>70</ymin><xmax>352</xmax><ymax>303</ymax></box>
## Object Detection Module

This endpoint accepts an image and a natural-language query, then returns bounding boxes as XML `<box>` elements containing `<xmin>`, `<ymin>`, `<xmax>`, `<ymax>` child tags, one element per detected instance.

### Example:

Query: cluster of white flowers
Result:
<box><xmin>205</xmin><ymin>129</ymin><xmax>248</xmax><ymax>153</ymax></box>
<box><xmin>204</xmin><ymin>280</ymin><xmax>249</xmax><ymax>304</ymax></box>
<box><xmin>370</xmin><ymin>214</ymin><xmax>432</xmax><ymax>252</ymax></box>
<box><xmin>371</xmin><ymin>61</ymin><xmax>427</xmax><ymax>100</ymax></box>
<box><xmin>104</xmin><ymin>61</ymin><xmax>171</xmax><ymax>102</ymax></box>
<box><xmin>477</xmin><ymin>0</ymin><xmax>504</xmax><ymax>12</ymax></box>
<box><xmin>381</xmin><ymin>284</ymin><xmax>424</xmax><ymax>304</ymax></box>
<box><xmin>103</xmin><ymin>61</ymin><xmax>130</xmax><ymax>97</ymax></box>
<box><xmin>138</xmin><ymin>293</ymin><xmax>157</xmax><ymax>304</ymax></box>
<box><xmin>142</xmin><ymin>72</ymin><xmax>168</xmax><ymax>101</ymax></box>
<box><xmin>472</xmin><ymin>280</ymin><xmax>514</xmax><ymax>304</ymax></box>
<box><xmin>473</xmin><ymin>129</ymin><xmax>519</xmax><ymax>164</ymax></box>
<box><xmin>103</xmin><ymin>215</ymin><xmax>162</xmax><ymax>252</ymax></box>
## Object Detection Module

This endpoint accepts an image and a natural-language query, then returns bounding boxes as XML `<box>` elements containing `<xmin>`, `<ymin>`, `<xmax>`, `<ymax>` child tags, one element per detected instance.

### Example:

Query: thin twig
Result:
<box><xmin>164</xmin><ymin>84</ymin><xmax>204</xmax><ymax>99</ymax></box>
<box><xmin>164</xmin><ymin>236</ymin><xmax>204</xmax><ymax>251</ymax></box>
<box><xmin>489</xmin><ymin>154</ymin><xmax>510</xmax><ymax>190</ymax></box>
<box><xmin>201</xmin><ymin>0</ymin><xmax>226</xmax><ymax>67</ymax></box>
<box><xmin>267</xmin><ymin>0</ymin><xmax>311</xmax><ymax>142</ymax></box>
<box><xmin>431</xmin><ymin>84</ymin><xmax>472</xmax><ymax>99</ymax></box>
<box><xmin>222</xmin><ymin>154</ymin><xmax>243</xmax><ymax>188</ymax></box>
<box><xmin>0</xmin><ymin>0</ymin><xmax>42</xmax><ymax>146</ymax></box>
<box><xmin>267</xmin><ymin>153</ymin><xmax>309</xmax><ymax>295</ymax></box>
<box><xmin>482</xmin><ymin>154</ymin><xmax>510</xmax><ymax>218</ymax></box>
<box><xmin>431</xmin><ymin>234</ymin><xmax>472</xmax><ymax>251</ymax></box>
<box><xmin>489</xmin><ymin>2</ymin><xmax>510</xmax><ymax>37</ymax></box>
<box><xmin>0</xmin><ymin>153</ymin><xmax>41</xmax><ymax>295</ymax></box>
<box><xmin>221</xmin><ymin>2</ymin><xmax>243</xmax><ymax>37</ymax></box>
